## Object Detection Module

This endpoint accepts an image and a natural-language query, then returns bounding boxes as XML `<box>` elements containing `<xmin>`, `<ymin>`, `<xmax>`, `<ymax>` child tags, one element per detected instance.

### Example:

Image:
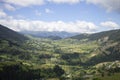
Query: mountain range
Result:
<box><xmin>20</xmin><ymin>31</ymin><xmax>79</xmax><ymax>39</ymax></box>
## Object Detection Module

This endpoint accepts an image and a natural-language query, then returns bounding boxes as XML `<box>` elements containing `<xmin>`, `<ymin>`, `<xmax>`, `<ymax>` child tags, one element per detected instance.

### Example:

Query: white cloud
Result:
<box><xmin>48</xmin><ymin>0</ymin><xmax>82</xmax><ymax>4</ymax></box>
<box><xmin>45</xmin><ymin>8</ymin><xmax>53</xmax><ymax>13</ymax></box>
<box><xmin>75</xmin><ymin>21</ymin><xmax>97</xmax><ymax>33</ymax></box>
<box><xmin>100</xmin><ymin>21</ymin><xmax>119</xmax><ymax>29</ymax></box>
<box><xmin>0</xmin><ymin>9</ymin><xmax>14</xmax><ymax>20</ymax></box>
<box><xmin>86</xmin><ymin>0</ymin><xmax>120</xmax><ymax>12</ymax></box>
<box><xmin>2</xmin><ymin>0</ymin><xmax>120</xmax><ymax>13</ymax></box>
<box><xmin>0</xmin><ymin>10</ymin><xmax>7</xmax><ymax>18</ymax></box>
<box><xmin>3</xmin><ymin>0</ymin><xmax>44</xmax><ymax>7</ymax></box>
<box><xmin>0</xmin><ymin>19</ymin><xmax>98</xmax><ymax>33</ymax></box>
<box><xmin>4</xmin><ymin>4</ymin><xmax>16</xmax><ymax>11</ymax></box>
<box><xmin>15</xmin><ymin>15</ymin><xmax>26</xmax><ymax>19</ymax></box>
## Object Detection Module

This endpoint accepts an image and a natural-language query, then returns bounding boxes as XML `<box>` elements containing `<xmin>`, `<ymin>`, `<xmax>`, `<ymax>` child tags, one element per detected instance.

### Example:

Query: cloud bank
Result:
<box><xmin>0</xmin><ymin>0</ymin><xmax>119</xmax><ymax>33</ymax></box>
<box><xmin>0</xmin><ymin>18</ymin><xmax>98</xmax><ymax>33</ymax></box>
<box><xmin>86</xmin><ymin>0</ymin><xmax>120</xmax><ymax>13</ymax></box>
<box><xmin>1</xmin><ymin>0</ymin><xmax>120</xmax><ymax>13</ymax></box>
<box><xmin>100</xmin><ymin>21</ymin><xmax>119</xmax><ymax>29</ymax></box>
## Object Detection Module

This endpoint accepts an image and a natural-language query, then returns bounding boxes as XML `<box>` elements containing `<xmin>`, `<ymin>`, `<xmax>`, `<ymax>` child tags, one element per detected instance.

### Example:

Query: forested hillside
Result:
<box><xmin>0</xmin><ymin>24</ymin><xmax>28</xmax><ymax>42</ymax></box>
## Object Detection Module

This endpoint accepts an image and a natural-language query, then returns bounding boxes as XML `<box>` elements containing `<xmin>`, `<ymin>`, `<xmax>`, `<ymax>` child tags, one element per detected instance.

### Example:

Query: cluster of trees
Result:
<box><xmin>39</xmin><ymin>54</ymin><xmax>52</xmax><ymax>59</ymax></box>
<box><xmin>0</xmin><ymin>61</ymin><xmax>41</xmax><ymax>80</ymax></box>
<box><xmin>0</xmin><ymin>61</ymin><xmax>65</xmax><ymax>80</ymax></box>
<box><xmin>61</xmin><ymin>53</ymin><xmax>80</xmax><ymax>60</ymax></box>
<box><xmin>60</xmin><ymin>53</ymin><xmax>83</xmax><ymax>65</ymax></box>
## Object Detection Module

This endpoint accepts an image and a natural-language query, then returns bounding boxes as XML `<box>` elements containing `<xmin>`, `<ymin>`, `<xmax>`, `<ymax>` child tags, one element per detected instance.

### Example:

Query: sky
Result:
<box><xmin>0</xmin><ymin>0</ymin><xmax>120</xmax><ymax>33</ymax></box>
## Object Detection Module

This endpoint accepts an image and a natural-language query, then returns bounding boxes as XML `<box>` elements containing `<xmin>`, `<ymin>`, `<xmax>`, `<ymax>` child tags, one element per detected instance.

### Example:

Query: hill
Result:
<box><xmin>71</xmin><ymin>29</ymin><xmax>120</xmax><ymax>41</ymax></box>
<box><xmin>0</xmin><ymin>24</ymin><xmax>28</xmax><ymax>42</ymax></box>
<box><xmin>70</xmin><ymin>29</ymin><xmax>120</xmax><ymax>65</ymax></box>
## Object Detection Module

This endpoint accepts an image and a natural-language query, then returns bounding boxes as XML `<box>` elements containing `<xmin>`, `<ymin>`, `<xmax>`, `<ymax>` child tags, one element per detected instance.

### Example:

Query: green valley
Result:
<box><xmin>0</xmin><ymin>24</ymin><xmax>120</xmax><ymax>80</ymax></box>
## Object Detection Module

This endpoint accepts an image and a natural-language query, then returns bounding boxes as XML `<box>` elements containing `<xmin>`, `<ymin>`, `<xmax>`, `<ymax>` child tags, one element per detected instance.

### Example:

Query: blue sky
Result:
<box><xmin>0</xmin><ymin>0</ymin><xmax>120</xmax><ymax>33</ymax></box>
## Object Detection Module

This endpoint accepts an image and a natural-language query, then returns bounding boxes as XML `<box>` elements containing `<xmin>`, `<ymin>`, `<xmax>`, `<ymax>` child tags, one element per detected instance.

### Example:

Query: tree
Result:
<box><xmin>53</xmin><ymin>65</ymin><xmax>65</xmax><ymax>77</ymax></box>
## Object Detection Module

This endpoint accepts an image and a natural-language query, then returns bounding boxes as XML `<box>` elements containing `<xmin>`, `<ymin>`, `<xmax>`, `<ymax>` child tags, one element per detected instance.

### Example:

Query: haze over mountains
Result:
<box><xmin>20</xmin><ymin>31</ymin><xmax>79</xmax><ymax>39</ymax></box>
<box><xmin>1</xmin><ymin>24</ymin><xmax>120</xmax><ymax>41</ymax></box>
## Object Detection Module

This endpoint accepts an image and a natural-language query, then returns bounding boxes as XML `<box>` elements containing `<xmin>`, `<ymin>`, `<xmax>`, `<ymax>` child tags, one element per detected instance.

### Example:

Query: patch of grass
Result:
<box><xmin>95</xmin><ymin>73</ymin><xmax>120</xmax><ymax>80</ymax></box>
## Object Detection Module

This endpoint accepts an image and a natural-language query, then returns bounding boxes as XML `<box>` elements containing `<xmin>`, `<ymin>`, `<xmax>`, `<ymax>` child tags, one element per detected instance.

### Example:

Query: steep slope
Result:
<box><xmin>70</xmin><ymin>29</ymin><xmax>120</xmax><ymax>66</ymax></box>
<box><xmin>0</xmin><ymin>24</ymin><xmax>28</xmax><ymax>42</ymax></box>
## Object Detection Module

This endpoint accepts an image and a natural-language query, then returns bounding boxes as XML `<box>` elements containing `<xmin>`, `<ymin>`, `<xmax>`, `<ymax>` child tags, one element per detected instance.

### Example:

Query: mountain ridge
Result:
<box><xmin>0</xmin><ymin>24</ymin><xmax>28</xmax><ymax>42</ymax></box>
<box><xmin>70</xmin><ymin>29</ymin><xmax>120</xmax><ymax>41</ymax></box>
